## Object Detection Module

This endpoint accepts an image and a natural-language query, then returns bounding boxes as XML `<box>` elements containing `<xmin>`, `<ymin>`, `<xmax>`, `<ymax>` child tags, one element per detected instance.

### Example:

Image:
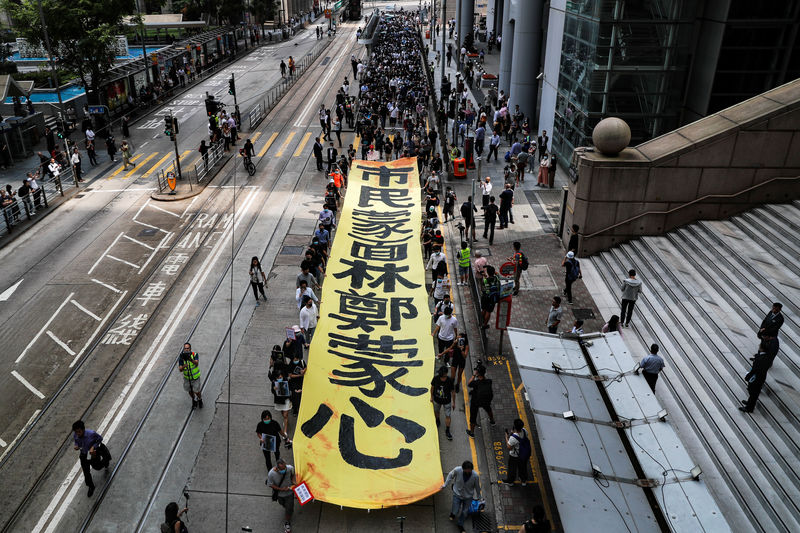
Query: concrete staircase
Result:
<box><xmin>582</xmin><ymin>201</ymin><xmax>800</xmax><ymax>533</ymax></box>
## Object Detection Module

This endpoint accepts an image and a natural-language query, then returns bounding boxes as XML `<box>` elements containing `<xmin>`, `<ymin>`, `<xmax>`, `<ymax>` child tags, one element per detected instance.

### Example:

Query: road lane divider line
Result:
<box><xmin>148</xmin><ymin>203</ymin><xmax>182</xmax><ymax>217</ymax></box>
<box><xmin>0</xmin><ymin>438</ymin><xmax>5</xmax><ymax>447</ymax></box>
<box><xmin>88</xmin><ymin>232</ymin><xmax>125</xmax><ymax>275</ymax></box>
<box><xmin>11</xmin><ymin>371</ymin><xmax>45</xmax><ymax>399</ymax></box>
<box><xmin>137</xmin><ymin>231</ymin><xmax>173</xmax><ymax>275</ymax></box>
<box><xmin>276</xmin><ymin>131</ymin><xmax>296</xmax><ymax>157</ymax></box>
<box><xmin>258</xmin><ymin>132</ymin><xmax>278</xmax><ymax>157</ymax></box>
<box><xmin>143</xmin><ymin>153</ymin><xmax>172</xmax><ymax>178</ymax></box>
<box><xmin>106</xmin><ymin>255</ymin><xmax>140</xmax><ymax>269</ymax></box>
<box><xmin>0</xmin><ymin>409</ymin><xmax>40</xmax><ymax>462</ymax></box>
<box><xmin>123</xmin><ymin>152</ymin><xmax>158</xmax><ymax>179</ymax></box>
<box><xmin>69</xmin><ymin>290</ymin><xmax>128</xmax><ymax>368</ymax></box>
<box><xmin>46</xmin><ymin>331</ymin><xmax>75</xmax><ymax>356</ymax></box>
<box><xmin>294</xmin><ymin>32</ymin><xmax>353</xmax><ymax>126</ymax></box>
<box><xmin>179</xmin><ymin>197</ymin><xmax>198</xmax><ymax>219</ymax></box>
<box><xmin>91</xmin><ymin>279</ymin><xmax>121</xmax><ymax>293</ymax></box>
<box><xmin>250</xmin><ymin>131</ymin><xmax>262</xmax><ymax>143</ymax></box>
<box><xmin>38</xmin><ymin>189</ymin><xmax>259</xmax><ymax>532</ymax></box>
<box><xmin>15</xmin><ymin>292</ymin><xmax>75</xmax><ymax>364</ymax></box>
<box><xmin>70</xmin><ymin>299</ymin><xmax>101</xmax><ymax>321</ymax></box>
<box><xmin>122</xmin><ymin>234</ymin><xmax>156</xmax><ymax>250</ymax></box>
<box><xmin>294</xmin><ymin>132</ymin><xmax>312</xmax><ymax>157</ymax></box>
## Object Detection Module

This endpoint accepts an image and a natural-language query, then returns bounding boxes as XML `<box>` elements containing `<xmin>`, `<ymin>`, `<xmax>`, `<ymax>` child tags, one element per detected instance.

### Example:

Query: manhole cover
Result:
<box><xmin>573</xmin><ymin>308</ymin><xmax>596</xmax><ymax>320</ymax></box>
<box><xmin>320</xmin><ymin>56</ymin><xmax>331</xmax><ymax>65</ymax></box>
<box><xmin>138</xmin><ymin>228</ymin><xmax>158</xmax><ymax>237</ymax></box>
<box><xmin>281</xmin><ymin>245</ymin><xmax>305</xmax><ymax>255</ymax></box>
<box><xmin>471</xmin><ymin>511</ymin><xmax>495</xmax><ymax>532</ymax></box>
<box><xmin>520</xmin><ymin>265</ymin><xmax>556</xmax><ymax>290</ymax></box>
<box><xmin>475</xmin><ymin>248</ymin><xmax>491</xmax><ymax>256</ymax></box>
<box><xmin>75</xmin><ymin>194</ymin><xmax>85</xmax><ymax>198</ymax></box>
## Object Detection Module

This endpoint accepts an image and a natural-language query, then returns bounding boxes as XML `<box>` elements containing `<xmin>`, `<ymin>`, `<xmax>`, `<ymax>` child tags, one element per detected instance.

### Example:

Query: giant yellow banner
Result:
<box><xmin>294</xmin><ymin>157</ymin><xmax>442</xmax><ymax>508</ymax></box>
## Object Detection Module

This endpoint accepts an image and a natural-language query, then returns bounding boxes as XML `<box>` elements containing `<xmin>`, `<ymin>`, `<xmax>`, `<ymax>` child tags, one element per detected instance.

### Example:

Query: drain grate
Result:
<box><xmin>471</xmin><ymin>511</ymin><xmax>495</xmax><ymax>532</ymax></box>
<box><xmin>320</xmin><ymin>56</ymin><xmax>331</xmax><ymax>65</ymax></box>
<box><xmin>573</xmin><ymin>308</ymin><xmax>596</xmax><ymax>320</ymax></box>
<box><xmin>75</xmin><ymin>194</ymin><xmax>85</xmax><ymax>198</ymax></box>
<box><xmin>138</xmin><ymin>228</ymin><xmax>157</xmax><ymax>237</ymax></box>
<box><xmin>281</xmin><ymin>245</ymin><xmax>305</xmax><ymax>255</ymax></box>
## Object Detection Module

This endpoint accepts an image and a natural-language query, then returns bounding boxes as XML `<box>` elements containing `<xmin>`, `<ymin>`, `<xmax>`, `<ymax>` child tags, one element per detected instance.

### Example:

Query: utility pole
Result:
<box><xmin>228</xmin><ymin>74</ymin><xmax>241</xmax><ymax>134</ymax></box>
<box><xmin>164</xmin><ymin>113</ymin><xmax>182</xmax><ymax>179</ymax></box>
<box><xmin>135</xmin><ymin>0</ymin><xmax>150</xmax><ymax>86</ymax></box>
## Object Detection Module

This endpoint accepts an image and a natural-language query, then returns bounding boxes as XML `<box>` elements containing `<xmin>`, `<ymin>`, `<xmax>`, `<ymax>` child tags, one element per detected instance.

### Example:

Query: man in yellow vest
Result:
<box><xmin>457</xmin><ymin>241</ymin><xmax>471</xmax><ymax>286</ymax></box>
<box><xmin>178</xmin><ymin>342</ymin><xmax>203</xmax><ymax>409</ymax></box>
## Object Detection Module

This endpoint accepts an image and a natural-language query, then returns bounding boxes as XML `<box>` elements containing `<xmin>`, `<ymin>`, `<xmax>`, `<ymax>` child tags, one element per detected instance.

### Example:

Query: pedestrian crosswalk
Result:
<box><xmin>105</xmin><ymin>128</ymin><xmax>346</xmax><ymax>180</ymax></box>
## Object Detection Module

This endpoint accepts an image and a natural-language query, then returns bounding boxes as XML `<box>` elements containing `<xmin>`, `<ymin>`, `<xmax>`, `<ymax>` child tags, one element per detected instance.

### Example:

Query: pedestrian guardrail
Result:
<box><xmin>242</xmin><ymin>37</ymin><xmax>333</xmax><ymax>132</ymax></box>
<box><xmin>194</xmin><ymin>140</ymin><xmax>227</xmax><ymax>184</ymax></box>
<box><xmin>1</xmin><ymin>164</ymin><xmax>75</xmax><ymax>238</ymax></box>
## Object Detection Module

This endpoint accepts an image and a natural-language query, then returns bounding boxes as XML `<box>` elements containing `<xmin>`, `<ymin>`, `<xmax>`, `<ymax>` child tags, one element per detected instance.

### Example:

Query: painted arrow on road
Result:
<box><xmin>0</xmin><ymin>278</ymin><xmax>22</xmax><ymax>302</ymax></box>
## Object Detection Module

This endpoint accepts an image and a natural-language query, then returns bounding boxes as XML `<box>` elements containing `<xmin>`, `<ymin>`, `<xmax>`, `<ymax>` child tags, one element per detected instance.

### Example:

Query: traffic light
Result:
<box><xmin>205</xmin><ymin>97</ymin><xmax>218</xmax><ymax>116</ymax></box>
<box><xmin>56</xmin><ymin>127</ymin><xmax>65</xmax><ymax>139</ymax></box>
<box><xmin>164</xmin><ymin>115</ymin><xmax>174</xmax><ymax>137</ymax></box>
<box><xmin>228</xmin><ymin>77</ymin><xmax>236</xmax><ymax>96</ymax></box>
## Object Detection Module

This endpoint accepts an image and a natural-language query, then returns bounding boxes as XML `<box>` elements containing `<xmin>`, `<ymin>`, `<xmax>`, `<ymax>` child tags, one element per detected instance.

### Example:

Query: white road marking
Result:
<box><xmin>179</xmin><ymin>197</ymin><xmax>198</xmax><ymax>219</ymax></box>
<box><xmin>148</xmin><ymin>203</ymin><xmax>181</xmax><ymax>217</ymax></box>
<box><xmin>46</xmin><ymin>331</ymin><xmax>76</xmax><ymax>356</ymax></box>
<box><xmin>37</xmin><ymin>188</ymin><xmax>259</xmax><ymax>532</ymax></box>
<box><xmin>133</xmin><ymin>219</ymin><xmax>169</xmax><ymax>233</ymax></box>
<box><xmin>137</xmin><ymin>231</ymin><xmax>173</xmax><ymax>275</ymax></box>
<box><xmin>11</xmin><ymin>371</ymin><xmax>45</xmax><ymax>399</ymax></box>
<box><xmin>15</xmin><ymin>293</ymin><xmax>75</xmax><ymax>363</ymax></box>
<box><xmin>106</xmin><ymin>255</ymin><xmax>140</xmax><ymax>269</ymax></box>
<box><xmin>70</xmin><ymin>299</ymin><xmax>101</xmax><ymax>321</ymax></box>
<box><xmin>0</xmin><ymin>409</ymin><xmax>41</xmax><ymax>462</ymax></box>
<box><xmin>122</xmin><ymin>234</ymin><xmax>156</xmax><ymax>250</ymax></box>
<box><xmin>140</xmin><ymin>142</ymin><xmax>149</xmax><ymax>148</ymax></box>
<box><xmin>294</xmin><ymin>31</ymin><xmax>353</xmax><ymax>127</ymax></box>
<box><xmin>69</xmin><ymin>291</ymin><xmax>128</xmax><ymax>368</ymax></box>
<box><xmin>0</xmin><ymin>437</ymin><xmax>5</xmax><ymax>447</ymax></box>
<box><xmin>91</xmin><ymin>278</ymin><xmax>121</xmax><ymax>293</ymax></box>
<box><xmin>87</xmin><ymin>232</ymin><xmax>124</xmax><ymax>275</ymax></box>
<box><xmin>0</xmin><ymin>278</ymin><xmax>23</xmax><ymax>301</ymax></box>
<box><xmin>84</xmin><ymin>188</ymin><xmax>157</xmax><ymax>193</ymax></box>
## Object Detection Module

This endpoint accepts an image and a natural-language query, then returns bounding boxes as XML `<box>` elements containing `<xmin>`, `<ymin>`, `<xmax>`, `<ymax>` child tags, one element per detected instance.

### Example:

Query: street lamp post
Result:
<box><xmin>136</xmin><ymin>0</ymin><xmax>151</xmax><ymax>86</ymax></box>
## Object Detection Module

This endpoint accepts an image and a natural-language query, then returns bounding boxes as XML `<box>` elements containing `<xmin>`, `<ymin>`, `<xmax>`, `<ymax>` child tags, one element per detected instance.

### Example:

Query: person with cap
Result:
<box><xmin>433</xmin><ymin>306</ymin><xmax>458</xmax><ymax>355</ymax></box>
<box><xmin>431</xmin><ymin>366</ymin><xmax>456</xmax><ymax>440</ymax></box>
<box><xmin>561</xmin><ymin>251</ymin><xmax>581</xmax><ymax>305</ymax></box>
<box><xmin>636</xmin><ymin>344</ymin><xmax>665</xmax><ymax>393</ymax></box>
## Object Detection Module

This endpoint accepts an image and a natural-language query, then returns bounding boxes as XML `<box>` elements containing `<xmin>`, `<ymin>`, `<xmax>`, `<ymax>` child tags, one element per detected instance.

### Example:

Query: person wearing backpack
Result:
<box><xmin>561</xmin><ymin>251</ymin><xmax>581</xmax><ymax>305</ymax></box>
<box><xmin>510</xmin><ymin>241</ymin><xmax>528</xmax><ymax>295</ymax></box>
<box><xmin>160</xmin><ymin>501</ymin><xmax>189</xmax><ymax>533</ymax></box>
<box><xmin>502</xmin><ymin>418</ymin><xmax>531</xmax><ymax>485</ymax></box>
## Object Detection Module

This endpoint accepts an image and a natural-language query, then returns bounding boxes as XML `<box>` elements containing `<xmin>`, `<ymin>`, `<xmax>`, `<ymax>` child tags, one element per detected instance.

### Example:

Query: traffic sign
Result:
<box><xmin>167</xmin><ymin>171</ymin><xmax>176</xmax><ymax>192</ymax></box>
<box><xmin>87</xmin><ymin>106</ymin><xmax>107</xmax><ymax>115</ymax></box>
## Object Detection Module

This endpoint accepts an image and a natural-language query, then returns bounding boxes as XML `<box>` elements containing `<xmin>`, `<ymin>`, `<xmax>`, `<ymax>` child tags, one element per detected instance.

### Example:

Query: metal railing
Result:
<box><xmin>194</xmin><ymin>140</ymin><xmax>227</xmax><ymax>184</ymax></box>
<box><xmin>583</xmin><ymin>175</ymin><xmax>800</xmax><ymax>241</ymax></box>
<box><xmin>242</xmin><ymin>37</ymin><xmax>333</xmax><ymax>132</ymax></box>
<box><xmin>1</xmin><ymin>163</ymin><xmax>76</xmax><ymax>237</ymax></box>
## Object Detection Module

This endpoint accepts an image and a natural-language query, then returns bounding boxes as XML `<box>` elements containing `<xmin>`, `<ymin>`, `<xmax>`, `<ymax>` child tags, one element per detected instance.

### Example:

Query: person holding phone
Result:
<box><xmin>178</xmin><ymin>343</ymin><xmax>202</xmax><ymax>409</ymax></box>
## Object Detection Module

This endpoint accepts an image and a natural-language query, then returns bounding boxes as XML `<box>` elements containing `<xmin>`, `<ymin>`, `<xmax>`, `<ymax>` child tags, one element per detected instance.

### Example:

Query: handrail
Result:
<box><xmin>584</xmin><ymin>175</ymin><xmax>800</xmax><ymax>240</ymax></box>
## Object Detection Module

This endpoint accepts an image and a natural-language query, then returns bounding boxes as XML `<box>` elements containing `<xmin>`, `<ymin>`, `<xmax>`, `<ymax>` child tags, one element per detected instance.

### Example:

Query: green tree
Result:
<box><xmin>251</xmin><ymin>0</ymin><xmax>279</xmax><ymax>25</ymax></box>
<box><xmin>3</xmin><ymin>0</ymin><xmax>135</xmax><ymax>104</ymax></box>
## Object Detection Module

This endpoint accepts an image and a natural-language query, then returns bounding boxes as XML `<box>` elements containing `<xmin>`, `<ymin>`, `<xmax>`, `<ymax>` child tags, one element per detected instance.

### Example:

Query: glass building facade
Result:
<box><xmin>550</xmin><ymin>0</ymin><xmax>800</xmax><ymax>166</ymax></box>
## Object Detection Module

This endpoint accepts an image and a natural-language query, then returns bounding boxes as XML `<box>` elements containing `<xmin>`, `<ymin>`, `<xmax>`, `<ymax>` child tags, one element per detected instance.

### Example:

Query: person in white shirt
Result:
<box><xmin>295</xmin><ymin>280</ymin><xmax>318</xmax><ymax>309</ymax></box>
<box><xmin>430</xmin><ymin>275</ymin><xmax>451</xmax><ymax>308</ymax></box>
<box><xmin>298</xmin><ymin>298</ymin><xmax>318</xmax><ymax>347</ymax></box>
<box><xmin>432</xmin><ymin>306</ymin><xmax>458</xmax><ymax>355</ymax></box>
<box><xmin>70</xmin><ymin>148</ymin><xmax>84</xmax><ymax>182</ymax></box>
<box><xmin>479</xmin><ymin>176</ymin><xmax>492</xmax><ymax>210</ymax></box>
<box><xmin>426</xmin><ymin>246</ymin><xmax>446</xmax><ymax>275</ymax></box>
<box><xmin>85</xmin><ymin>128</ymin><xmax>95</xmax><ymax>143</ymax></box>
<box><xmin>570</xmin><ymin>320</ymin><xmax>584</xmax><ymax>335</ymax></box>
<box><xmin>48</xmin><ymin>158</ymin><xmax>61</xmax><ymax>177</ymax></box>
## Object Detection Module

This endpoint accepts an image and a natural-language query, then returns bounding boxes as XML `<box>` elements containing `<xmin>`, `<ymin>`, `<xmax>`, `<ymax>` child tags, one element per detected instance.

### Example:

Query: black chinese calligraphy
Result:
<box><xmin>330</xmin><ymin>289</ymin><xmax>418</xmax><ymax>332</ymax></box>
<box><xmin>333</xmin><ymin>259</ymin><xmax>421</xmax><ymax>292</ymax></box>
<box><xmin>354</xmin><ymin>164</ymin><xmax>414</xmax><ymax>187</ymax></box>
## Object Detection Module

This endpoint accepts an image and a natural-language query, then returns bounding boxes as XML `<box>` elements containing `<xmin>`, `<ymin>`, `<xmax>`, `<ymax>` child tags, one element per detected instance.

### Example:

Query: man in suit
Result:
<box><xmin>326</xmin><ymin>142</ymin><xmax>338</xmax><ymax>173</ymax></box>
<box><xmin>537</xmin><ymin>130</ymin><xmax>549</xmax><ymax>159</ymax></box>
<box><xmin>740</xmin><ymin>338</ymin><xmax>780</xmax><ymax>413</ymax></box>
<box><xmin>312</xmin><ymin>137</ymin><xmax>323</xmax><ymax>171</ymax></box>
<box><xmin>758</xmin><ymin>303</ymin><xmax>784</xmax><ymax>339</ymax></box>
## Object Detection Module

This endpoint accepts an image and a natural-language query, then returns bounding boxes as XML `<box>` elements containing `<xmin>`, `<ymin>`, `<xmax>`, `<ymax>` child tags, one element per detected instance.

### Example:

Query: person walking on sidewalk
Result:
<box><xmin>426</xmin><ymin>246</ymin><xmax>447</xmax><ymax>282</ymax></box>
<box><xmin>299</xmin><ymin>297</ymin><xmax>318</xmax><ymax>347</ymax></box>
<box><xmin>457</xmin><ymin>241</ymin><xmax>471</xmax><ymax>286</ymax></box>
<box><xmin>71</xmin><ymin>148</ymin><xmax>84</xmax><ymax>182</ymax></box>
<box><xmin>443</xmin><ymin>186</ymin><xmax>457</xmax><ymax>222</ymax></box>
<box><xmin>483</xmin><ymin>196</ymin><xmax>498</xmax><ymax>245</ymax></box>
<box><xmin>433</xmin><ymin>306</ymin><xmax>458</xmax><ymax>355</ymax></box>
<box><xmin>256</xmin><ymin>410</ymin><xmax>288</xmax><ymax>474</ymax></box>
<box><xmin>740</xmin><ymin>338</ymin><xmax>780</xmax><ymax>413</ymax></box>
<box><xmin>121</xmin><ymin>141</ymin><xmax>135</xmax><ymax>170</ymax></box>
<box><xmin>561</xmin><ymin>251</ymin><xmax>581</xmax><ymax>305</ymax></box>
<box><xmin>249</xmin><ymin>256</ymin><xmax>267</xmax><ymax>305</ymax></box>
<box><xmin>466</xmin><ymin>363</ymin><xmax>495</xmax><ymax>437</ymax></box>
<box><xmin>178</xmin><ymin>343</ymin><xmax>203</xmax><ymax>409</ymax></box>
<box><xmin>511</xmin><ymin>241</ymin><xmax>526</xmax><ymax>295</ymax></box>
<box><xmin>72</xmin><ymin>420</ymin><xmax>112</xmax><ymax>497</ymax></box>
<box><xmin>637</xmin><ymin>344</ymin><xmax>664</xmax><ymax>393</ymax></box>
<box><xmin>546</xmin><ymin>296</ymin><xmax>563</xmax><ymax>334</ymax></box>
<box><xmin>479</xmin><ymin>176</ymin><xmax>492</xmax><ymax>210</ymax></box>
<box><xmin>502</xmin><ymin>418</ymin><xmax>531</xmax><ymax>486</ymax></box>
<box><xmin>488</xmin><ymin>131</ymin><xmax>501</xmax><ymax>162</ymax></box>
<box><xmin>460</xmin><ymin>196</ymin><xmax>478</xmax><ymax>241</ymax></box>
<box><xmin>431</xmin><ymin>366</ymin><xmax>456</xmax><ymax>440</ymax></box>
<box><xmin>620</xmin><ymin>269</ymin><xmax>643</xmax><ymax>327</ymax></box>
<box><xmin>160</xmin><ymin>502</ymin><xmax>189</xmax><ymax>533</ymax></box>
<box><xmin>757</xmin><ymin>302</ymin><xmax>784</xmax><ymax>339</ymax></box>
<box><xmin>498</xmin><ymin>184</ymin><xmax>513</xmax><ymax>229</ymax></box>
<box><xmin>442</xmin><ymin>461</ymin><xmax>482</xmax><ymax>533</ymax></box>
<box><xmin>312</xmin><ymin>137</ymin><xmax>323</xmax><ymax>171</ymax></box>
<box><xmin>267</xmin><ymin>459</ymin><xmax>296</xmax><ymax>532</ymax></box>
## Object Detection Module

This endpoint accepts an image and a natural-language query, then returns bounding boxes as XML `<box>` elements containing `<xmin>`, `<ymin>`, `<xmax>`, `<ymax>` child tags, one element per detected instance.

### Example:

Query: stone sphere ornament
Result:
<box><xmin>592</xmin><ymin>117</ymin><xmax>631</xmax><ymax>156</ymax></box>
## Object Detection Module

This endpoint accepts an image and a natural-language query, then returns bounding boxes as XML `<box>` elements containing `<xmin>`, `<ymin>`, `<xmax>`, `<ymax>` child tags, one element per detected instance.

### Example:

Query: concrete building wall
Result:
<box><xmin>565</xmin><ymin>79</ymin><xmax>800</xmax><ymax>256</ymax></box>
<box><xmin>539</xmin><ymin>0</ymin><xmax>566</xmax><ymax>143</ymax></box>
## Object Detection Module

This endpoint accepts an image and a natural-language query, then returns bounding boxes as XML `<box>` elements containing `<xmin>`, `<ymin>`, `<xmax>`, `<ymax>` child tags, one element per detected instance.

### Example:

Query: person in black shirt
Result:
<box><xmin>520</xmin><ymin>505</ymin><xmax>551</xmax><ymax>532</ymax></box>
<box><xmin>460</xmin><ymin>196</ymin><xmax>478</xmax><ymax>240</ymax></box>
<box><xmin>432</xmin><ymin>229</ymin><xmax>445</xmax><ymax>249</ymax></box>
<box><xmin>287</xmin><ymin>354</ymin><xmax>306</xmax><ymax>415</ymax></box>
<box><xmin>445</xmin><ymin>332</ymin><xmax>469</xmax><ymax>392</ymax></box>
<box><xmin>483</xmin><ymin>196</ymin><xmax>499</xmax><ymax>245</ymax></box>
<box><xmin>567</xmin><ymin>224</ymin><xmax>579</xmax><ymax>255</ymax></box>
<box><xmin>466</xmin><ymin>364</ymin><xmax>495</xmax><ymax>437</ymax></box>
<box><xmin>256</xmin><ymin>410</ymin><xmax>287</xmax><ymax>474</ymax></box>
<box><xmin>431</xmin><ymin>366</ymin><xmax>456</xmax><ymax>440</ymax></box>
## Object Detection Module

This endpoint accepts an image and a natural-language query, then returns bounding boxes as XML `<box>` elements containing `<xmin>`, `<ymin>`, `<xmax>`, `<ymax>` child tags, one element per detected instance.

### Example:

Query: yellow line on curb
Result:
<box><xmin>276</xmin><ymin>131</ymin><xmax>296</xmax><ymax>157</ymax></box>
<box><xmin>250</xmin><ymin>131</ymin><xmax>262</xmax><ymax>143</ymax></box>
<box><xmin>294</xmin><ymin>131</ymin><xmax>312</xmax><ymax>157</ymax></box>
<box><xmin>258</xmin><ymin>132</ymin><xmax>278</xmax><ymax>157</ymax></box>
<box><xmin>144</xmin><ymin>153</ymin><xmax>171</xmax><ymax>178</ymax></box>
<box><xmin>124</xmin><ymin>152</ymin><xmax>158</xmax><ymax>179</ymax></box>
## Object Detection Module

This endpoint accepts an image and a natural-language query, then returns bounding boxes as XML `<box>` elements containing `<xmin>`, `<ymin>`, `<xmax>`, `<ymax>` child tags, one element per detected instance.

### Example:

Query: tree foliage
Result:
<box><xmin>251</xmin><ymin>0</ymin><xmax>280</xmax><ymax>24</ymax></box>
<box><xmin>3</xmin><ymin>0</ymin><xmax>135</xmax><ymax>102</ymax></box>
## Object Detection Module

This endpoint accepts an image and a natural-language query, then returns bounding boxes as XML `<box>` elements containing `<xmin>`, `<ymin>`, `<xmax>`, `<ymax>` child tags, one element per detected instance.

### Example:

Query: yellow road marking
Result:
<box><xmin>124</xmin><ymin>152</ymin><xmax>158</xmax><ymax>179</ymax></box>
<box><xmin>275</xmin><ymin>131</ymin><xmax>296</xmax><ymax>157</ymax></box>
<box><xmin>165</xmin><ymin>150</ymin><xmax>192</xmax><ymax>173</ymax></box>
<box><xmin>108</xmin><ymin>153</ymin><xmax>143</xmax><ymax>179</ymax></box>
<box><xmin>258</xmin><ymin>132</ymin><xmax>278</xmax><ymax>157</ymax></box>
<box><xmin>143</xmin><ymin>153</ymin><xmax>172</xmax><ymax>178</ymax></box>
<box><xmin>294</xmin><ymin>131</ymin><xmax>312</xmax><ymax>157</ymax></box>
<box><xmin>250</xmin><ymin>131</ymin><xmax>262</xmax><ymax>143</ymax></box>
